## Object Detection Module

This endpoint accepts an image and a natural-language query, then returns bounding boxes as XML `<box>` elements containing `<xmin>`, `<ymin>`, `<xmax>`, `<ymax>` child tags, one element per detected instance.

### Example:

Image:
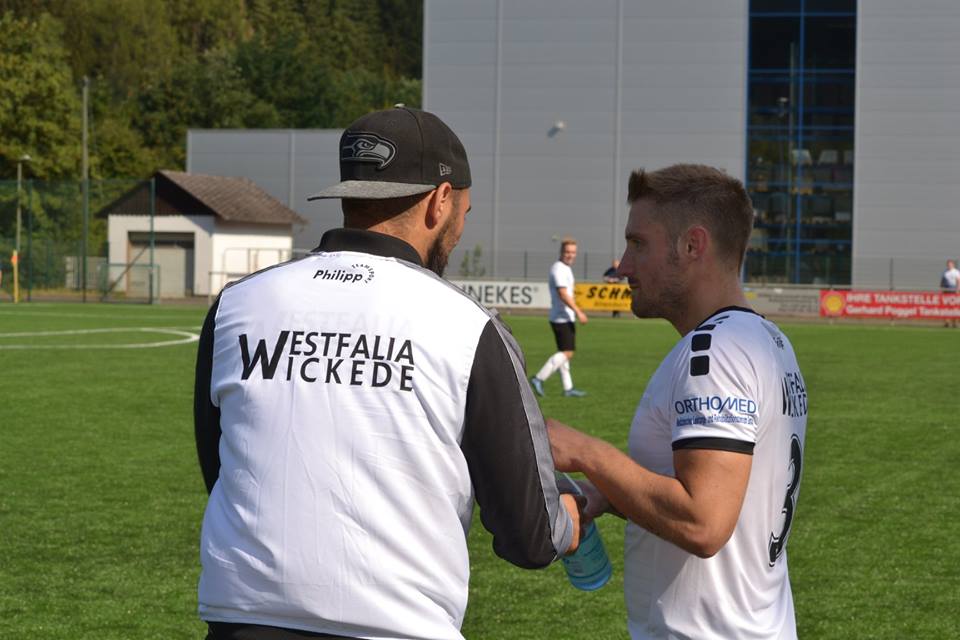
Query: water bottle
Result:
<box><xmin>559</xmin><ymin>474</ymin><xmax>612</xmax><ymax>591</ymax></box>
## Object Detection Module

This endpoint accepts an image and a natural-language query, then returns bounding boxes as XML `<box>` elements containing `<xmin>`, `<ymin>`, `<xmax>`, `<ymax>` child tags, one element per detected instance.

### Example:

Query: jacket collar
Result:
<box><xmin>314</xmin><ymin>228</ymin><xmax>423</xmax><ymax>266</ymax></box>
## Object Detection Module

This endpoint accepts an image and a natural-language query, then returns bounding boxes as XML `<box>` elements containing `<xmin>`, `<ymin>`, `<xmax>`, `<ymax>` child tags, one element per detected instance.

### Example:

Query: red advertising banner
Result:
<box><xmin>819</xmin><ymin>290</ymin><xmax>960</xmax><ymax>320</ymax></box>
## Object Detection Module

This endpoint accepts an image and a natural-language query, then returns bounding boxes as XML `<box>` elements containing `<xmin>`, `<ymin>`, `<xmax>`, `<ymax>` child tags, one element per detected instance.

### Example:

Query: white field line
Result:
<box><xmin>0</xmin><ymin>327</ymin><xmax>200</xmax><ymax>349</ymax></box>
<box><xmin>0</xmin><ymin>310</ymin><xmax>202</xmax><ymax>321</ymax></box>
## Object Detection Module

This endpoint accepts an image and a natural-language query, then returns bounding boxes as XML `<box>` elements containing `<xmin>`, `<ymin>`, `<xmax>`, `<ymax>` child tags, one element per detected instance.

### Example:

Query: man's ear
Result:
<box><xmin>681</xmin><ymin>225</ymin><xmax>709</xmax><ymax>262</ymax></box>
<box><xmin>424</xmin><ymin>182</ymin><xmax>453</xmax><ymax>230</ymax></box>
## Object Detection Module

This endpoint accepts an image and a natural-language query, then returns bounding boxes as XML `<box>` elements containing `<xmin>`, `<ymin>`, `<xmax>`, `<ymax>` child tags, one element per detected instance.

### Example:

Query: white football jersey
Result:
<box><xmin>548</xmin><ymin>261</ymin><xmax>576</xmax><ymax>323</ymax></box>
<box><xmin>195</xmin><ymin>229</ymin><xmax>573</xmax><ymax>639</ymax></box>
<box><xmin>625</xmin><ymin>307</ymin><xmax>807</xmax><ymax>640</ymax></box>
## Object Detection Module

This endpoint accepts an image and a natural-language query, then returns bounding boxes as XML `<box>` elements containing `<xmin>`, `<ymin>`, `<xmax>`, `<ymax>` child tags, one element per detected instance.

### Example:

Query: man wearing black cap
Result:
<box><xmin>194</xmin><ymin>106</ymin><xmax>581</xmax><ymax>640</ymax></box>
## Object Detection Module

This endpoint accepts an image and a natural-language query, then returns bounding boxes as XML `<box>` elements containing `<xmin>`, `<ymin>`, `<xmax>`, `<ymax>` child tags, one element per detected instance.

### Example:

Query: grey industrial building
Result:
<box><xmin>187</xmin><ymin>0</ymin><xmax>960</xmax><ymax>290</ymax></box>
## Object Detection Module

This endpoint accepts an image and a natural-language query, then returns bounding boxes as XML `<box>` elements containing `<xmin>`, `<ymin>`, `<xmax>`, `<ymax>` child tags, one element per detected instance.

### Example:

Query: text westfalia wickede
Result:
<box><xmin>238</xmin><ymin>330</ymin><xmax>415</xmax><ymax>392</ymax></box>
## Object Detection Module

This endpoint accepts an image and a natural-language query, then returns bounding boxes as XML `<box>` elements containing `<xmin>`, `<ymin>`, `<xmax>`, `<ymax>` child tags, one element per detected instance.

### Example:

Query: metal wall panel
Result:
<box><xmin>187</xmin><ymin>129</ymin><xmax>342</xmax><ymax>250</ymax></box>
<box><xmin>854</xmin><ymin>1</ymin><xmax>960</xmax><ymax>289</ymax></box>
<box><xmin>187</xmin><ymin>1</ymin><xmax>750</xmax><ymax>277</ymax></box>
<box><xmin>426</xmin><ymin>0</ymin><xmax>747</xmax><ymax>277</ymax></box>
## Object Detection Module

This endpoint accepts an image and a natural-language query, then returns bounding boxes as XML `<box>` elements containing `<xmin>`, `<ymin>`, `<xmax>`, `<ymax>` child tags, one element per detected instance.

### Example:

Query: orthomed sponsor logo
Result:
<box><xmin>674</xmin><ymin>396</ymin><xmax>757</xmax><ymax>415</ymax></box>
<box><xmin>313</xmin><ymin>263</ymin><xmax>374</xmax><ymax>284</ymax></box>
<box><xmin>239</xmin><ymin>330</ymin><xmax>415</xmax><ymax>392</ymax></box>
<box><xmin>782</xmin><ymin>371</ymin><xmax>807</xmax><ymax>417</ymax></box>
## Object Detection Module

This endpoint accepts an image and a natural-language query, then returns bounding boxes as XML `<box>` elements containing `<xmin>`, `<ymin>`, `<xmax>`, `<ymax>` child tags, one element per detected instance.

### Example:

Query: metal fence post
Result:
<box><xmin>149</xmin><ymin>177</ymin><xmax>156</xmax><ymax>304</ymax></box>
<box><xmin>26</xmin><ymin>180</ymin><xmax>32</xmax><ymax>301</ymax></box>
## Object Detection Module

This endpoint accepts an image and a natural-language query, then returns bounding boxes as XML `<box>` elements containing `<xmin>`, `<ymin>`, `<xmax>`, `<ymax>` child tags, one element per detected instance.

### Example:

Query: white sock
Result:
<box><xmin>536</xmin><ymin>352</ymin><xmax>567</xmax><ymax>381</ymax></box>
<box><xmin>559</xmin><ymin>359</ymin><xmax>573</xmax><ymax>391</ymax></box>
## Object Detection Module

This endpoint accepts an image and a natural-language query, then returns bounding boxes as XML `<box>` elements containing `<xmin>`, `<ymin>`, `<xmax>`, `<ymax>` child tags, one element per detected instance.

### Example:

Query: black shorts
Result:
<box><xmin>206</xmin><ymin>623</ymin><xmax>350</xmax><ymax>639</ymax></box>
<box><xmin>550</xmin><ymin>321</ymin><xmax>576</xmax><ymax>352</ymax></box>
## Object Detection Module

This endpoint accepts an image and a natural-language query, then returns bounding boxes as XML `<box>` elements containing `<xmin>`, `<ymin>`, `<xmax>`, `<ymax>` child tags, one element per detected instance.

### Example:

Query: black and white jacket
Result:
<box><xmin>194</xmin><ymin>228</ymin><xmax>573</xmax><ymax>640</ymax></box>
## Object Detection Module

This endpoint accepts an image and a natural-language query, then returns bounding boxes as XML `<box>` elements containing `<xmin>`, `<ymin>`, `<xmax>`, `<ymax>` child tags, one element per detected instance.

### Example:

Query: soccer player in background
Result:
<box><xmin>530</xmin><ymin>237</ymin><xmax>589</xmax><ymax>398</ymax></box>
<box><xmin>548</xmin><ymin>164</ymin><xmax>808</xmax><ymax>639</ymax></box>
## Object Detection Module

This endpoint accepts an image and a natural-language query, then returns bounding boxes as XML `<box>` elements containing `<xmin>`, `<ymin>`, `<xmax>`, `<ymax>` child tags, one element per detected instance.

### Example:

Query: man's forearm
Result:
<box><xmin>558</xmin><ymin>289</ymin><xmax>581</xmax><ymax>314</ymax></box>
<box><xmin>574</xmin><ymin>438</ymin><xmax>710</xmax><ymax>553</ymax></box>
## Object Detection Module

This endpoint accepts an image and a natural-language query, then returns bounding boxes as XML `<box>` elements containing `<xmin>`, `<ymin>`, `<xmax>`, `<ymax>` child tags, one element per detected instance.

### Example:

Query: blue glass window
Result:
<box><xmin>745</xmin><ymin>0</ymin><xmax>856</xmax><ymax>285</ymax></box>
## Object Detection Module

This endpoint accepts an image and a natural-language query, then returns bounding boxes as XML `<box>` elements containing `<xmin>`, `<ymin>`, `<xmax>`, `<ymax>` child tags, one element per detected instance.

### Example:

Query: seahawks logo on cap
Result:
<box><xmin>341</xmin><ymin>132</ymin><xmax>397</xmax><ymax>170</ymax></box>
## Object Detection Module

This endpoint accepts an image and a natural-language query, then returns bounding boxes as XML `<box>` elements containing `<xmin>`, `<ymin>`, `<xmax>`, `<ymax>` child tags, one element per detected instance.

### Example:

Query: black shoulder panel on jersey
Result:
<box><xmin>461</xmin><ymin>319</ymin><xmax>562</xmax><ymax>569</ymax></box>
<box><xmin>691</xmin><ymin>333</ymin><xmax>712</xmax><ymax>352</ymax></box>
<box><xmin>194</xmin><ymin>295</ymin><xmax>223</xmax><ymax>494</ymax></box>
<box><xmin>673</xmin><ymin>437</ymin><xmax>755</xmax><ymax>454</ymax></box>
<box><xmin>690</xmin><ymin>355</ymin><xmax>710</xmax><ymax>376</ymax></box>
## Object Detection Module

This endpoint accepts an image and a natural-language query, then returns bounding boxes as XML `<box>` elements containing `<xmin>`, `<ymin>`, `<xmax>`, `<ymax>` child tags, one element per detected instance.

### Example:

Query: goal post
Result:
<box><xmin>97</xmin><ymin>262</ymin><xmax>160</xmax><ymax>304</ymax></box>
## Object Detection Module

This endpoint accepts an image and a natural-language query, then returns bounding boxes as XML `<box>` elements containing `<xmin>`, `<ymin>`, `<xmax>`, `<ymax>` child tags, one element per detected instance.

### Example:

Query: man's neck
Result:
<box><xmin>673</xmin><ymin>277</ymin><xmax>751</xmax><ymax>336</ymax></box>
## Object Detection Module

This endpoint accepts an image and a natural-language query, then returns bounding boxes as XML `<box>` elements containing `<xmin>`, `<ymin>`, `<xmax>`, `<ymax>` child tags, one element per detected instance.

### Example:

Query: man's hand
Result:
<box><xmin>559</xmin><ymin>493</ymin><xmax>583</xmax><ymax>555</ymax></box>
<box><xmin>556</xmin><ymin>476</ymin><xmax>615</xmax><ymax>524</ymax></box>
<box><xmin>575</xmin><ymin>478</ymin><xmax>620</xmax><ymax>522</ymax></box>
<box><xmin>576</xmin><ymin>309</ymin><xmax>588</xmax><ymax>324</ymax></box>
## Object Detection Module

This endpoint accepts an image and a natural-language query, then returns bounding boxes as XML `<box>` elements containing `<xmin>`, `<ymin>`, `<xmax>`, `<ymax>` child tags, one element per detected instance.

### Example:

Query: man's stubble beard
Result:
<box><xmin>630</xmin><ymin>247</ymin><xmax>686</xmax><ymax>321</ymax></box>
<box><xmin>426</xmin><ymin>215</ymin><xmax>458</xmax><ymax>277</ymax></box>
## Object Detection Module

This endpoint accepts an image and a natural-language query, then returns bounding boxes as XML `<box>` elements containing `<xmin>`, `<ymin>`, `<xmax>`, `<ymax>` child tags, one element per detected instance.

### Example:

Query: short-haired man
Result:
<box><xmin>548</xmin><ymin>164</ymin><xmax>808</xmax><ymax>639</ymax></box>
<box><xmin>530</xmin><ymin>238</ymin><xmax>589</xmax><ymax>398</ymax></box>
<box><xmin>194</xmin><ymin>106</ymin><xmax>581</xmax><ymax>640</ymax></box>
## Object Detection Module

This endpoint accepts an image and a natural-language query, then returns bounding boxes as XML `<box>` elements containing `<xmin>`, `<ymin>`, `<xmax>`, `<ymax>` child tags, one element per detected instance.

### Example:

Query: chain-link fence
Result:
<box><xmin>445</xmin><ymin>244</ymin><xmax>855</xmax><ymax>286</ymax></box>
<box><xmin>0</xmin><ymin>179</ymin><xmax>147</xmax><ymax>302</ymax></box>
<box><xmin>1</xmin><ymin>177</ymin><xmax>951</xmax><ymax>301</ymax></box>
<box><xmin>851</xmin><ymin>256</ymin><xmax>958</xmax><ymax>292</ymax></box>
<box><xmin>445</xmin><ymin>245</ymin><xmax>614</xmax><ymax>282</ymax></box>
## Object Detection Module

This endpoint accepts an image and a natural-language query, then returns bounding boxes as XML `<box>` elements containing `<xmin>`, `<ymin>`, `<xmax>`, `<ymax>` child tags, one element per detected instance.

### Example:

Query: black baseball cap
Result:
<box><xmin>307</xmin><ymin>106</ymin><xmax>471</xmax><ymax>200</ymax></box>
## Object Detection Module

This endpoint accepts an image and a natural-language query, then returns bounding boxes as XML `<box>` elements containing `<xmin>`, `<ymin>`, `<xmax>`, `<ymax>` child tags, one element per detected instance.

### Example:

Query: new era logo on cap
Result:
<box><xmin>341</xmin><ymin>132</ymin><xmax>397</xmax><ymax>170</ymax></box>
<box><xmin>307</xmin><ymin>106</ymin><xmax>471</xmax><ymax>201</ymax></box>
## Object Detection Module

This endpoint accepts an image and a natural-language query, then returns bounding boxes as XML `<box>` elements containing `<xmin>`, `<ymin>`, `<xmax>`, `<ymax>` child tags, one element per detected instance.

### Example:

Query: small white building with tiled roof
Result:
<box><xmin>101</xmin><ymin>170</ymin><xmax>307</xmax><ymax>299</ymax></box>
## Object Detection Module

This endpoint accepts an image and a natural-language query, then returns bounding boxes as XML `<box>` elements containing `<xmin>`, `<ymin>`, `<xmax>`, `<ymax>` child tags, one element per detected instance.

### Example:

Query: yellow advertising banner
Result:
<box><xmin>574</xmin><ymin>283</ymin><xmax>632</xmax><ymax>311</ymax></box>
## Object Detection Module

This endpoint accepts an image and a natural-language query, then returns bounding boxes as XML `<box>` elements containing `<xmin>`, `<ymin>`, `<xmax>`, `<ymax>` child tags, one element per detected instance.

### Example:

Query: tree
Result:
<box><xmin>377</xmin><ymin>0</ymin><xmax>423</xmax><ymax>78</ymax></box>
<box><xmin>1</xmin><ymin>1</ymin><xmax>425</xmax><ymax>181</ymax></box>
<box><xmin>56</xmin><ymin>0</ymin><xmax>180</xmax><ymax>100</ymax></box>
<box><xmin>0</xmin><ymin>11</ymin><xmax>80</xmax><ymax>181</ymax></box>
<box><xmin>234</xmin><ymin>30</ymin><xmax>336</xmax><ymax>128</ymax></box>
<box><xmin>135</xmin><ymin>47</ymin><xmax>280</xmax><ymax>167</ymax></box>
<box><xmin>166</xmin><ymin>0</ymin><xmax>250</xmax><ymax>56</ymax></box>
<box><xmin>459</xmin><ymin>245</ymin><xmax>487</xmax><ymax>278</ymax></box>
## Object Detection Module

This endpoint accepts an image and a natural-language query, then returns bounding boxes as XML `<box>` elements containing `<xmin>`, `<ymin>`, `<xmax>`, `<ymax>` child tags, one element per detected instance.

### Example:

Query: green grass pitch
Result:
<box><xmin>1</xmin><ymin>303</ymin><xmax>958</xmax><ymax>638</ymax></box>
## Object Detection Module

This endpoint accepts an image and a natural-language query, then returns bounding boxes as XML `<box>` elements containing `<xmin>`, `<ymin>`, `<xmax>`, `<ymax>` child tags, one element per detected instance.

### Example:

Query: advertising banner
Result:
<box><xmin>447</xmin><ymin>280</ymin><xmax>633</xmax><ymax>311</ymax></box>
<box><xmin>745</xmin><ymin>287</ymin><xmax>820</xmax><ymax>317</ymax></box>
<box><xmin>574</xmin><ymin>283</ymin><xmax>632</xmax><ymax>312</ymax></box>
<box><xmin>448</xmin><ymin>280</ymin><xmax>550</xmax><ymax>309</ymax></box>
<box><xmin>820</xmin><ymin>289</ymin><xmax>960</xmax><ymax>320</ymax></box>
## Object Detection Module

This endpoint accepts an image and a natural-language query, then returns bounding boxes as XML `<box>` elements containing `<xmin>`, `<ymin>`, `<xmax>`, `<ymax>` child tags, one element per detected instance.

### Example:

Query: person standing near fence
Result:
<box><xmin>603</xmin><ymin>258</ymin><xmax>625</xmax><ymax>318</ymax></box>
<box><xmin>530</xmin><ymin>237</ymin><xmax>589</xmax><ymax>398</ymax></box>
<box><xmin>941</xmin><ymin>259</ymin><xmax>960</xmax><ymax>328</ymax></box>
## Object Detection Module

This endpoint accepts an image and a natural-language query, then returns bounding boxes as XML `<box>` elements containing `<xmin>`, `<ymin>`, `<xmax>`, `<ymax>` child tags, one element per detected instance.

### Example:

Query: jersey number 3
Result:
<box><xmin>768</xmin><ymin>434</ymin><xmax>802</xmax><ymax>567</ymax></box>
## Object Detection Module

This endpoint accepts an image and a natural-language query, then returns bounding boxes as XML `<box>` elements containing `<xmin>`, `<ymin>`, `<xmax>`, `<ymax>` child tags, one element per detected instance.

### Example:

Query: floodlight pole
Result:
<box><xmin>14</xmin><ymin>154</ymin><xmax>30</xmax><ymax>304</ymax></box>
